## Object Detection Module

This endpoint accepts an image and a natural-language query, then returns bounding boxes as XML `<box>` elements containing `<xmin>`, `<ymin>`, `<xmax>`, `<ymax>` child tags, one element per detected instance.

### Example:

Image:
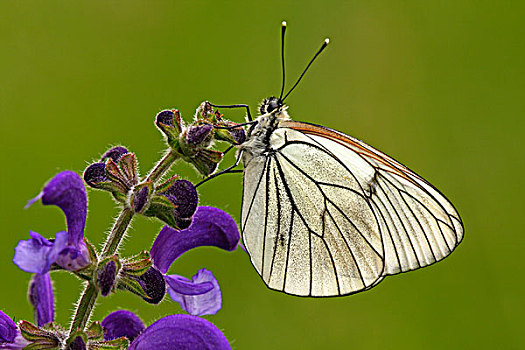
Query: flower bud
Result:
<box><xmin>155</xmin><ymin>109</ymin><xmax>183</xmax><ymax>146</ymax></box>
<box><xmin>131</xmin><ymin>182</ymin><xmax>153</xmax><ymax>214</ymax></box>
<box><xmin>118</xmin><ymin>267</ymin><xmax>166</xmax><ymax>304</ymax></box>
<box><xmin>143</xmin><ymin>178</ymin><xmax>198</xmax><ymax>229</ymax></box>
<box><xmin>185</xmin><ymin>124</ymin><xmax>213</xmax><ymax>147</ymax></box>
<box><xmin>84</xmin><ymin>147</ymin><xmax>138</xmax><ymax>203</ymax></box>
<box><xmin>96</xmin><ymin>258</ymin><xmax>120</xmax><ymax>297</ymax></box>
<box><xmin>101</xmin><ymin>147</ymin><xmax>129</xmax><ymax>163</ymax></box>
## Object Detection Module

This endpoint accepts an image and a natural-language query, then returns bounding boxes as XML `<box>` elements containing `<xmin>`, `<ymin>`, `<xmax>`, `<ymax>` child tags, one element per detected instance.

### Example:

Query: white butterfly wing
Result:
<box><xmin>241</xmin><ymin>127</ymin><xmax>384</xmax><ymax>296</ymax></box>
<box><xmin>282</xmin><ymin>121</ymin><xmax>464</xmax><ymax>276</ymax></box>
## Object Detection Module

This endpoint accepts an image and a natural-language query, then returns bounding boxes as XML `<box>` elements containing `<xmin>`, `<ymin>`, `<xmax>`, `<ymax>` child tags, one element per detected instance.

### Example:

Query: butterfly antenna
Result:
<box><xmin>279</xmin><ymin>21</ymin><xmax>287</xmax><ymax>100</ymax></box>
<box><xmin>282</xmin><ymin>38</ymin><xmax>330</xmax><ymax>102</ymax></box>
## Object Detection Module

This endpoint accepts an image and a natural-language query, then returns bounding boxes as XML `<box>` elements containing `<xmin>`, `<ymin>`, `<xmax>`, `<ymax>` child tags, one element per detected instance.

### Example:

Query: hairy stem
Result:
<box><xmin>69</xmin><ymin>208</ymin><xmax>134</xmax><ymax>334</ymax></box>
<box><xmin>101</xmin><ymin>207</ymin><xmax>135</xmax><ymax>257</ymax></box>
<box><xmin>146</xmin><ymin>150</ymin><xmax>180</xmax><ymax>183</ymax></box>
<box><xmin>69</xmin><ymin>283</ymin><xmax>97</xmax><ymax>333</ymax></box>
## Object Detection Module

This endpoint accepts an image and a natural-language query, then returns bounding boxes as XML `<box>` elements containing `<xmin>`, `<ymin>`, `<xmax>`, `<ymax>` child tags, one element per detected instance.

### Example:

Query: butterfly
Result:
<box><xmin>206</xmin><ymin>22</ymin><xmax>463</xmax><ymax>297</ymax></box>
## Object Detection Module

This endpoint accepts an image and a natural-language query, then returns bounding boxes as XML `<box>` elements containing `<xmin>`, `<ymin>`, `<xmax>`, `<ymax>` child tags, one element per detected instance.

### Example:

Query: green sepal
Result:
<box><xmin>18</xmin><ymin>321</ymin><xmax>60</xmax><ymax>348</ymax></box>
<box><xmin>213</xmin><ymin>128</ymin><xmax>237</xmax><ymax>144</ymax></box>
<box><xmin>88</xmin><ymin>179</ymin><xmax>128</xmax><ymax>196</ymax></box>
<box><xmin>155</xmin><ymin>174</ymin><xmax>179</xmax><ymax>193</ymax></box>
<box><xmin>158</xmin><ymin>121</ymin><xmax>181</xmax><ymax>145</ymax></box>
<box><xmin>90</xmin><ymin>336</ymin><xmax>129</xmax><ymax>349</ymax></box>
<box><xmin>21</xmin><ymin>341</ymin><xmax>59</xmax><ymax>350</ymax></box>
<box><xmin>189</xmin><ymin>149</ymin><xmax>224</xmax><ymax>176</ymax></box>
<box><xmin>144</xmin><ymin>205</ymin><xmax>178</xmax><ymax>229</ymax></box>
<box><xmin>116</xmin><ymin>274</ymin><xmax>150</xmax><ymax>299</ymax></box>
<box><xmin>149</xmin><ymin>193</ymin><xmax>177</xmax><ymax>209</ymax></box>
<box><xmin>85</xmin><ymin>238</ymin><xmax>99</xmax><ymax>264</ymax></box>
<box><xmin>157</xmin><ymin>109</ymin><xmax>184</xmax><ymax>145</ymax></box>
<box><xmin>105</xmin><ymin>158</ymin><xmax>127</xmax><ymax>185</ymax></box>
<box><xmin>121</xmin><ymin>251</ymin><xmax>153</xmax><ymax>276</ymax></box>
<box><xmin>111</xmin><ymin>191</ymin><xmax>128</xmax><ymax>204</ymax></box>
<box><xmin>118</xmin><ymin>153</ymin><xmax>138</xmax><ymax>186</ymax></box>
<box><xmin>142</xmin><ymin>193</ymin><xmax>178</xmax><ymax>228</ymax></box>
<box><xmin>178</xmin><ymin>134</ymin><xmax>197</xmax><ymax>159</ymax></box>
<box><xmin>86</xmin><ymin>321</ymin><xmax>104</xmax><ymax>340</ymax></box>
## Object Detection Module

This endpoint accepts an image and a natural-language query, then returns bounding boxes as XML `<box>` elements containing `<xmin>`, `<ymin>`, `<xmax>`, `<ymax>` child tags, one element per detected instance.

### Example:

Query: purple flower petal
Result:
<box><xmin>68</xmin><ymin>336</ymin><xmax>86</xmax><ymax>350</ymax></box>
<box><xmin>165</xmin><ymin>274</ymin><xmax>214</xmax><ymax>296</ymax></box>
<box><xmin>101</xmin><ymin>146</ymin><xmax>129</xmax><ymax>162</ymax></box>
<box><xmin>0</xmin><ymin>311</ymin><xmax>29</xmax><ymax>349</ymax></box>
<box><xmin>136</xmin><ymin>267</ymin><xmax>166</xmax><ymax>304</ymax></box>
<box><xmin>83</xmin><ymin>163</ymin><xmax>108</xmax><ymax>187</ymax></box>
<box><xmin>162</xmin><ymin>180</ymin><xmax>198</xmax><ymax>219</ymax></box>
<box><xmin>40</xmin><ymin>171</ymin><xmax>87</xmax><ymax>246</ymax></box>
<box><xmin>167</xmin><ymin>269</ymin><xmax>222</xmax><ymax>316</ymax></box>
<box><xmin>128</xmin><ymin>314</ymin><xmax>231</xmax><ymax>350</ymax></box>
<box><xmin>151</xmin><ymin>207</ymin><xmax>240</xmax><ymax>274</ymax></box>
<box><xmin>55</xmin><ymin>241</ymin><xmax>90</xmax><ymax>271</ymax></box>
<box><xmin>186</xmin><ymin>124</ymin><xmax>213</xmax><ymax>145</ymax></box>
<box><xmin>29</xmin><ymin>273</ymin><xmax>54</xmax><ymax>327</ymax></box>
<box><xmin>0</xmin><ymin>311</ymin><xmax>17</xmax><ymax>343</ymax></box>
<box><xmin>101</xmin><ymin>310</ymin><xmax>145</xmax><ymax>342</ymax></box>
<box><xmin>156</xmin><ymin>110</ymin><xmax>174</xmax><ymax>127</ymax></box>
<box><xmin>13</xmin><ymin>231</ymin><xmax>67</xmax><ymax>274</ymax></box>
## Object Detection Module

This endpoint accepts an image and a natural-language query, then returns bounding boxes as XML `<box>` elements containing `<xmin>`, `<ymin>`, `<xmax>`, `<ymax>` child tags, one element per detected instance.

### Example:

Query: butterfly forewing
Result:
<box><xmin>281</xmin><ymin>120</ymin><xmax>464</xmax><ymax>275</ymax></box>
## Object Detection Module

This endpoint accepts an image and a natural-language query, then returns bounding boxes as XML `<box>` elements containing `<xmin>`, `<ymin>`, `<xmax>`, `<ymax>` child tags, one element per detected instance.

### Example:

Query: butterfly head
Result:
<box><xmin>260</xmin><ymin>97</ymin><xmax>284</xmax><ymax>115</ymax></box>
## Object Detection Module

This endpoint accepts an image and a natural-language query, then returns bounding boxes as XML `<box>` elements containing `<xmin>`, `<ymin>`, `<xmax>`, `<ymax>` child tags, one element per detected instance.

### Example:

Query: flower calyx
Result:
<box><xmin>117</xmin><ymin>252</ymin><xmax>164</xmax><ymax>304</ymax></box>
<box><xmin>120</xmin><ymin>251</ymin><xmax>153</xmax><ymax>277</ymax></box>
<box><xmin>95</xmin><ymin>256</ymin><xmax>121</xmax><ymax>297</ymax></box>
<box><xmin>142</xmin><ymin>176</ymin><xmax>198</xmax><ymax>229</ymax></box>
<box><xmin>117</xmin><ymin>266</ymin><xmax>166</xmax><ymax>305</ymax></box>
<box><xmin>84</xmin><ymin>147</ymin><xmax>139</xmax><ymax>203</ymax></box>
<box><xmin>18</xmin><ymin>320</ymin><xmax>60</xmax><ymax>349</ymax></box>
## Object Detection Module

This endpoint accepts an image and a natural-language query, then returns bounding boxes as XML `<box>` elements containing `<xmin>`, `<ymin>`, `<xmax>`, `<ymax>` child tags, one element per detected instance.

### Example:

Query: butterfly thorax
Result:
<box><xmin>240</xmin><ymin>109</ymin><xmax>291</xmax><ymax>163</ymax></box>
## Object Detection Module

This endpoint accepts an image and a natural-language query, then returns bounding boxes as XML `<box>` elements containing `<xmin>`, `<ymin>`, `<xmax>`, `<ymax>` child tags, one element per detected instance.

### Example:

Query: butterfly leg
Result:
<box><xmin>195</xmin><ymin>150</ymin><xmax>243</xmax><ymax>187</ymax></box>
<box><xmin>209</xmin><ymin>103</ymin><xmax>253</xmax><ymax>121</ymax></box>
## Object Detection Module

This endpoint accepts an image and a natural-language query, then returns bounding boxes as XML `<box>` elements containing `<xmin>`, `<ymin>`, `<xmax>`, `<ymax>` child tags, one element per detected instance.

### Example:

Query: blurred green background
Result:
<box><xmin>1</xmin><ymin>1</ymin><xmax>523</xmax><ymax>349</ymax></box>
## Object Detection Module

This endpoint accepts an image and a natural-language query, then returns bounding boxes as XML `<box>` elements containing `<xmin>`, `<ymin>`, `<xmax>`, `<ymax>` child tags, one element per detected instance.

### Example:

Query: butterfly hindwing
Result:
<box><xmin>241</xmin><ymin>128</ymin><xmax>384</xmax><ymax>296</ymax></box>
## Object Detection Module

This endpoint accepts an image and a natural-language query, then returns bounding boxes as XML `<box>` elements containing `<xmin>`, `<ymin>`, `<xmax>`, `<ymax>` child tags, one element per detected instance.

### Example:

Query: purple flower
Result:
<box><xmin>161</xmin><ymin>179</ymin><xmax>198</xmax><ymax>229</ymax></box>
<box><xmin>101</xmin><ymin>310</ymin><xmax>145</xmax><ymax>341</ymax></box>
<box><xmin>101</xmin><ymin>312</ymin><xmax>231</xmax><ymax>350</ymax></box>
<box><xmin>151</xmin><ymin>206</ymin><xmax>239</xmax><ymax>316</ymax></box>
<box><xmin>28</xmin><ymin>274</ymin><xmax>54</xmax><ymax>327</ymax></box>
<box><xmin>166</xmin><ymin>269</ymin><xmax>222</xmax><ymax>316</ymax></box>
<box><xmin>186</xmin><ymin>124</ymin><xmax>213</xmax><ymax>146</ymax></box>
<box><xmin>0</xmin><ymin>311</ymin><xmax>30</xmax><ymax>349</ymax></box>
<box><xmin>14</xmin><ymin>171</ymin><xmax>91</xmax><ymax>274</ymax></box>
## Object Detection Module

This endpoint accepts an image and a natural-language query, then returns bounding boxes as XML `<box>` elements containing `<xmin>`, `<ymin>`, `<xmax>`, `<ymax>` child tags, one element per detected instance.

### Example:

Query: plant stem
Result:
<box><xmin>69</xmin><ymin>208</ymin><xmax>134</xmax><ymax>334</ymax></box>
<box><xmin>101</xmin><ymin>207</ymin><xmax>134</xmax><ymax>257</ymax></box>
<box><xmin>69</xmin><ymin>283</ymin><xmax>97</xmax><ymax>333</ymax></box>
<box><xmin>146</xmin><ymin>150</ymin><xmax>180</xmax><ymax>183</ymax></box>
